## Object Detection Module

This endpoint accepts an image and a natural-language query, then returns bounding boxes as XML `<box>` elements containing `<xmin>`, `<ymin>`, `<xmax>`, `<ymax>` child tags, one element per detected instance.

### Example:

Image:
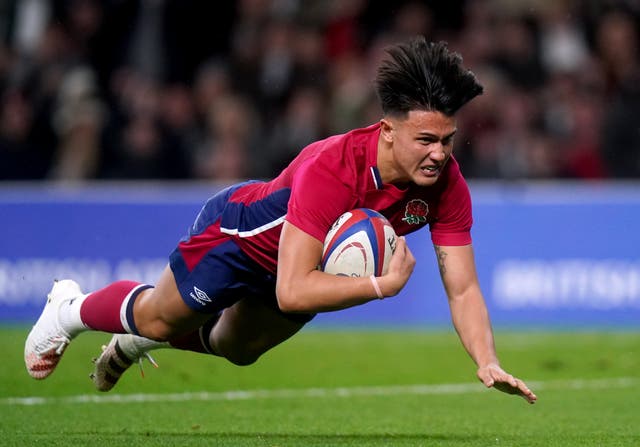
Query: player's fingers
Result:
<box><xmin>477</xmin><ymin>369</ymin><xmax>496</xmax><ymax>387</ymax></box>
<box><xmin>392</xmin><ymin>237</ymin><xmax>415</xmax><ymax>273</ymax></box>
<box><xmin>481</xmin><ymin>366</ymin><xmax>538</xmax><ymax>404</ymax></box>
<box><xmin>389</xmin><ymin>238</ymin><xmax>405</xmax><ymax>261</ymax></box>
<box><xmin>516</xmin><ymin>379</ymin><xmax>537</xmax><ymax>403</ymax></box>
<box><xmin>524</xmin><ymin>389</ymin><xmax>538</xmax><ymax>404</ymax></box>
<box><xmin>395</xmin><ymin>236</ymin><xmax>407</xmax><ymax>254</ymax></box>
<box><xmin>493</xmin><ymin>368</ymin><xmax>518</xmax><ymax>388</ymax></box>
<box><xmin>518</xmin><ymin>386</ymin><xmax>537</xmax><ymax>404</ymax></box>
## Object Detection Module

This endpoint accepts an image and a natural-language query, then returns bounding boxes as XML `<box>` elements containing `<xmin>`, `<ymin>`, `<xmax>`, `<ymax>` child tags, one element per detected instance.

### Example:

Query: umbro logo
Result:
<box><xmin>190</xmin><ymin>286</ymin><xmax>212</xmax><ymax>306</ymax></box>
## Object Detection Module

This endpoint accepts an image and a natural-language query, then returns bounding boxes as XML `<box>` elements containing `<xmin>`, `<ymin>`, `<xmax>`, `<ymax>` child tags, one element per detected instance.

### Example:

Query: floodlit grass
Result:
<box><xmin>1</xmin><ymin>326</ymin><xmax>638</xmax><ymax>446</ymax></box>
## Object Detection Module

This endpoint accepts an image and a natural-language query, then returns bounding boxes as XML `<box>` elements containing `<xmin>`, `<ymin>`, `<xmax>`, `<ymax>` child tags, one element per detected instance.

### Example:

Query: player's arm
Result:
<box><xmin>434</xmin><ymin>243</ymin><xmax>537</xmax><ymax>404</ymax></box>
<box><xmin>275</xmin><ymin>221</ymin><xmax>414</xmax><ymax>313</ymax></box>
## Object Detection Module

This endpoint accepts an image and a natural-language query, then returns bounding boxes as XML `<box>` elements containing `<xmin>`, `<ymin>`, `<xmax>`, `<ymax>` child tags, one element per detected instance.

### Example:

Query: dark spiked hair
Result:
<box><xmin>375</xmin><ymin>37</ymin><xmax>483</xmax><ymax>117</ymax></box>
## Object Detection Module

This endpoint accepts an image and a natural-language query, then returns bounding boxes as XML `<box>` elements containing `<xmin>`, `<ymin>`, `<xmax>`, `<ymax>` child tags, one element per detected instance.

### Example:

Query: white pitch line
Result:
<box><xmin>2</xmin><ymin>377</ymin><xmax>638</xmax><ymax>406</ymax></box>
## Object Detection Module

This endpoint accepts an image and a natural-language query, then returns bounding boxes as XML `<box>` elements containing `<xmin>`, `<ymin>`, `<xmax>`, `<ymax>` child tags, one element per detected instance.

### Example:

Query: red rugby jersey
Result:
<box><xmin>220</xmin><ymin>123</ymin><xmax>472</xmax><ymax>273</ymax></box>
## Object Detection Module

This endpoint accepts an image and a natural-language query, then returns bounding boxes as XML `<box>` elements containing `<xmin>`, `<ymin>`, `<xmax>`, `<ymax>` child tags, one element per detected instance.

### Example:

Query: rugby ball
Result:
<box><xmin>321</xmin><ymin>208</ymin><xmax>397</xmax><ymax>277</ymax></box>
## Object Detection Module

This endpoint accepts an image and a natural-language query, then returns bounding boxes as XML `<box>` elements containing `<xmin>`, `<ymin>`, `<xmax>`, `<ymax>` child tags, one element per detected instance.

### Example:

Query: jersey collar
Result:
<box><xmin>368</xmin><ymin>123</ymin><xmax>383</xmax><ymax>190</ymax></box>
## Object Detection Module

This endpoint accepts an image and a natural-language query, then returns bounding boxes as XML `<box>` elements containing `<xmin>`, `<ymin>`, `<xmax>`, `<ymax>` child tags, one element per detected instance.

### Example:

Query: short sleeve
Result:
<box><xmin>286</xmin><ymin>157</ymin><xmax>357</xmax><ymax>242</ymax></box>
<box><xmin>429</xmin><ymin>174</ymin><xmax>473</xmax><ymax>246</ymax></box>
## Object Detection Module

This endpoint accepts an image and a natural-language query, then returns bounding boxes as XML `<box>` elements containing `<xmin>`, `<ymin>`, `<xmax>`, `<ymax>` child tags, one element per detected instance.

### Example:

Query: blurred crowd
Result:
<box><xmin>0</xmin><ymin>0</ymin><xmax>639</xmax><ymax>182</ymax></box>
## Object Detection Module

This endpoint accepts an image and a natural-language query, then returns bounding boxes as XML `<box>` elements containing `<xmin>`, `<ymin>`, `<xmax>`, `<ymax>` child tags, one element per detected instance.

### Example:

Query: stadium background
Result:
<box><xmin>0</xmin><ymin>0</ymin><xmax>639</xmax><ymax>328</ymax></box>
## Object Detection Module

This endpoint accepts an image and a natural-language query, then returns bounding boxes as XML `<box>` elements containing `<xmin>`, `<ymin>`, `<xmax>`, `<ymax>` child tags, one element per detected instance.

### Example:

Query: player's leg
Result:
<box><xmin>91</xmin><ymin>294</ymin><xmax>314</xmax><ymax>391</ymax></box>
<box><xmin>25</xmin><ymin>185</ymin><xmax>241</xmax><ymax>380</ymax></box>
<box><xmin>91</xmin><ymin>314</ymin><xmax>220</xmax><ymax>392</ymax></box>
<box><xmin>208</xmin><ymin>294</ymin><xmax>312</xmax><ymax>366</ymax></box>
<box><xmin>24</xmin><ymin>265</ymin><xmax>210</xmax><ymax>380</ymax></box>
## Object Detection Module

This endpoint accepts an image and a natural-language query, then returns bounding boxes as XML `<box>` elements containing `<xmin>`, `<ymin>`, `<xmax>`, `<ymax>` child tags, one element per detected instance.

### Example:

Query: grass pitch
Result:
<box><xmin>1</xmin><ymin>326</ymin><xmax>638</xmax><ymax>446</ymax></box>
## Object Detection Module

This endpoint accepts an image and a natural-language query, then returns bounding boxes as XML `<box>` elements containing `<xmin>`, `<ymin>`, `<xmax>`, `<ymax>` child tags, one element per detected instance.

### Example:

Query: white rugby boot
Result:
<box><xmin>91</xmin><ymin>334</ymin><xmax>167</xmax><ymax>392</ymax></box>
<box><xmin>24</xmin><ymin>279</ymin><xmax>84</xmax><ymax>379</ymax></box>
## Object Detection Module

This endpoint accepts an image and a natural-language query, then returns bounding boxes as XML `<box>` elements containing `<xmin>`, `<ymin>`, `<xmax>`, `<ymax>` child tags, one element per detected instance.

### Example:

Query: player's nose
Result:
<box><xmin>429</xmin><ymin>144</ymin><xmax>447</xmax><ymax>161</ymax></box>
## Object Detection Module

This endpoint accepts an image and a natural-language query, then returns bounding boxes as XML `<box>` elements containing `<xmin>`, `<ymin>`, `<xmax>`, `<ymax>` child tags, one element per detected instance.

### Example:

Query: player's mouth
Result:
<box><xmin>420</xmin><ymin>165</ymin><xmax>440</xmax><ymax>177</ymax></box>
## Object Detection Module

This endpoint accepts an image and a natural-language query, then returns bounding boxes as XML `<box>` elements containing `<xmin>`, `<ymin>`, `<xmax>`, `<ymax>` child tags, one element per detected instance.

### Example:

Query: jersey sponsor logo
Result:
<box><xmin>190</xmin><ymin>286</ymin><xmax>212</xmax><ymax>306</ymax></box>
<box><xmin>402</xmin><ymin>199</ymin><xmax>429</xmax><ymax>225</ymax></box>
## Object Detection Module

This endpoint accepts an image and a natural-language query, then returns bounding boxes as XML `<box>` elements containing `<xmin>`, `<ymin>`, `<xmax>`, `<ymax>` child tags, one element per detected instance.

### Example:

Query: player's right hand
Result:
<box><xmin>477</xmin><ymin>363</ymin><xmax>538</xmax><ymax>404</ymax></box>
<box><xmin>379</xmin><ymin>236</ymin><xmax>415</xmax><ymax>297</ymax></box>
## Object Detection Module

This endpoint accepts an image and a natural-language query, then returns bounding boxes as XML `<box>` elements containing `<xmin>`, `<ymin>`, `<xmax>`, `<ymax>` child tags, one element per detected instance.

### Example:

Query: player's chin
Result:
<box><xmin>413</xmin><ymin>171</ymin><xmax>440</xmax><ymax>187</ymax></box>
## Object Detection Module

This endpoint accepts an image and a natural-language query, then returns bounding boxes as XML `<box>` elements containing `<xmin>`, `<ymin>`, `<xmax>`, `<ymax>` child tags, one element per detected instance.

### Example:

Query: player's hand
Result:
<box><xmin>379</xmin><ymin>236</ymin><xmax>415</xmax><ymax>297</ymax></box>
<box><xmin>477</xmin><ymin>363</ymin><xmax>537</xmax><ymax>404</ymax></box>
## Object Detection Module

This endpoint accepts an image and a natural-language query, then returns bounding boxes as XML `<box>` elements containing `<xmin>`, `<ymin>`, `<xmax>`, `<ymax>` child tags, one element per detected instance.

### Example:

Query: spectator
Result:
<box><xmin>193</xmin><ymin>93</ymin><xmax>259</xmax><ymax>180</ymax></box>
<box><xmin>0</xmin><ymin>87</ymin><xmax>48</xmax><ymax>179</ymax></box>
<box><xmin>597</xmin><ymin>8</ymin><xmax>640</xmax><ymax>177</ymax></box>
<box><xmin>266</xmin><ymin>85</ymin><xmax>327</xmax><ymax>175</ymax></box>
<box><xmin>0</xmin><ymin>0</ymin><xmax>638</xmax><ymax>181</ymax></box>
<box><xmin>49</xmin><ymin>65</ymin><xmax>105</xmax><ymax>180</ymax></box>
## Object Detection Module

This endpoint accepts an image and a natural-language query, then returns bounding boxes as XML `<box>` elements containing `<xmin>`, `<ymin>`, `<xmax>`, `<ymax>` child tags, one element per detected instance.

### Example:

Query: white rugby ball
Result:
<box><xmin>321</xmin><ymin>208</ymin><xmax>397</xmax><ymax>277</ymax></box>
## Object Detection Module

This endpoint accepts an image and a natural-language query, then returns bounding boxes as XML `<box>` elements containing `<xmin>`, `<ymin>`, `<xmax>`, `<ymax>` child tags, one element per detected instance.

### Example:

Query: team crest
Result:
<box><xmin>402</xmin><ymin>199</ymin><xmax>429</xmax><ymax>225</ymax></box>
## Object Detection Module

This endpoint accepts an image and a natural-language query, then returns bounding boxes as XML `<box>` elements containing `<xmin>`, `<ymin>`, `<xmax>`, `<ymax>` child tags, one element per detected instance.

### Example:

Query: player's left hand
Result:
<box><xmin>477</xmin><ymin>363</ymin><xmax>537</xmax><ymax>404</ymax></box>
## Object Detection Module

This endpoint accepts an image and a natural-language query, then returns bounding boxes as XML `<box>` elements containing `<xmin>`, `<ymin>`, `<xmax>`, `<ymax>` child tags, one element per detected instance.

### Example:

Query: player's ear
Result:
<box><xmin>380</xmin><ymin>118</ymin><xmax>394</xmax><ymax>143</ymax></box>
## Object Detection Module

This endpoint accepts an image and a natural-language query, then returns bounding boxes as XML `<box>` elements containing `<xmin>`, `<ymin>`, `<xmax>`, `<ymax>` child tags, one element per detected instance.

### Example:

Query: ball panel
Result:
<box><xmin>323</xmin><ymin>210</ymin><xmax>370</xmax><ymax>253</ymax></box>
<box><xmin>322</xmin><ymin>208</ymin><xmax>397</xmax><ymax>277</ymax></box>
<box><xmin>370</xmin><ymin>216</ymin><xmax>388</xmax><ymax>275</ymax></box>
<box><xmin>322</xmin><ymin>232</ymin><xmax>375</xmax><ymax>277</ymax></box>
<box><xmin>382</xmin><ymin>224</ymin><xmax>397</xmax><ymax>273</ymax></box>
<box><xmin>322</xmin><ymin>211</ymin><xmax>356</xmax><ymax>259</ymax></box>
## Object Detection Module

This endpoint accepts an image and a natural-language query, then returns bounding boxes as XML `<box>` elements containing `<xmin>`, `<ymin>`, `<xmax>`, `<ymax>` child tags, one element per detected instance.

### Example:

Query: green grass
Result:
<box><xmin>1</xmin><ymin>326</ymin><xmax>639</xmax><ymax>446</ymax></box>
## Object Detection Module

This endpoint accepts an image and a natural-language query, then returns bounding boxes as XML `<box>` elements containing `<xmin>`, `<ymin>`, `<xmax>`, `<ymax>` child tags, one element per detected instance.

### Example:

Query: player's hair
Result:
<box><xmin>375</xmin><ymin>36</ymin><xmax>483</xmax><ymax>117</ymax></box>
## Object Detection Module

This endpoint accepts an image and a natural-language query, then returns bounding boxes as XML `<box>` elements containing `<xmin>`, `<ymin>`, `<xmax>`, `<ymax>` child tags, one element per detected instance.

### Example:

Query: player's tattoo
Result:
<box><xmin>435</xmin><ymin>245</ymin><xmax>447</xmax><ymax>278</ymax></box>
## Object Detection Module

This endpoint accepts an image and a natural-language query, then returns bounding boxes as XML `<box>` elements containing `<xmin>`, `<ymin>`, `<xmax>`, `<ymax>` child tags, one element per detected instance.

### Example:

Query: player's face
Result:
<box><xmin>382</xmin><ymin>110</ymin><xmax>457</xmax><ymax>187</ymax></box>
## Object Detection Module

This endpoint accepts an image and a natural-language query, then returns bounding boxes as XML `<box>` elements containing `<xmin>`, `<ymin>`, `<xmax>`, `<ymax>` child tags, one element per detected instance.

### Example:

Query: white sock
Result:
<box><xmin>119</xmin><ymin>335</ymin><xmax>170</xmax><ymax>360</ymax></box>
<box><xmin>58</xmin><ymin>294</ymin><xmax>90</xmax><ymax>338</ymax></box>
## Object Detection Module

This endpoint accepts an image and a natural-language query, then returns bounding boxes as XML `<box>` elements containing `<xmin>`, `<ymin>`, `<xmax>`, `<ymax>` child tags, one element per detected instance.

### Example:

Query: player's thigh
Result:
<box><xmin>134</xmin><ymin>265</ymin><xmax>211</xmax><ymax>340</ymax></box>
<box><xmin>211</xmin><ymin>296</ymin><xmax>308</xmax><ymax>364</ymax></box>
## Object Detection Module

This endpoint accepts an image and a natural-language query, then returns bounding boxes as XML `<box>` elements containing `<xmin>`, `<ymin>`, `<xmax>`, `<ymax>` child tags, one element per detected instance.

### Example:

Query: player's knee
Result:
<box><xmin>225</xmin><ymin>351</ymin><xmax>260</xmax><ymax>366</ymax></box>
<box><xmin>218</xmin><ymin>340</ymin><xmax>266</xmax><ymax>366</ymax></box>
